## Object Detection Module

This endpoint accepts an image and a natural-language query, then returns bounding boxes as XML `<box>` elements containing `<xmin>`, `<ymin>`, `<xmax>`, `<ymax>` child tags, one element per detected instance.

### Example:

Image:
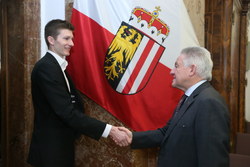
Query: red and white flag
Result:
<box><xmin>67</xmin><ymin>0</ymin><xmax>199</xmax><ymax>131</ymax></box>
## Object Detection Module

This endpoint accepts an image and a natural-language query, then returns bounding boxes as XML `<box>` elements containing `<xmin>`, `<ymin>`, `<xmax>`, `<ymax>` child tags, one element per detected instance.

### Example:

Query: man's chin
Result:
<box><xmin>64</xmin><ymin>51</ymin><xmax>71</xmax><ymax>56</ymax></box>
<box><xmin>171</xmin><ymin>82</ymin><xmax>176</xmax><ymax>88</ymax></box>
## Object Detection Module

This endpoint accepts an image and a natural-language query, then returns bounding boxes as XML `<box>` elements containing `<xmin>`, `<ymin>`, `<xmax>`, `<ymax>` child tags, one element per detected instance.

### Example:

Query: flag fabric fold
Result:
<box><xmin>67</xmin><ymin>0</ymin><xmax>199</xmax><ymax>131</ymax></box>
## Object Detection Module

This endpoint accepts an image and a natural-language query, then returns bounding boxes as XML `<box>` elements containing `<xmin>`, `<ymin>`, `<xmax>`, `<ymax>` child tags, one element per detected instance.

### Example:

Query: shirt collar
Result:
<box><xmin>48</xmin><ymin>50</ymin><xmax>68</xmax><ymax>71</ymax></box>
<box><xmin>185</xmin><ymin>80</ymin><xmax>207</xmax><ymax>97</ymax></box>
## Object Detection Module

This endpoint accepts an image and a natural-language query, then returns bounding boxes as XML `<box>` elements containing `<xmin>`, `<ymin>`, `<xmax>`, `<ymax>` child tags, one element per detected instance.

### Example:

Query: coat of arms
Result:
<box><xmin>104</xmin><ymin>6</ymin><xmax>170</xmax><ymax>95</ymax></box>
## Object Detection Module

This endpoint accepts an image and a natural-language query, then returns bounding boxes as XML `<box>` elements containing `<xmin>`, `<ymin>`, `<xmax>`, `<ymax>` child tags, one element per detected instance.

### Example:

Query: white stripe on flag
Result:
<box><xmin>129</xmin><ymin>43</ymin><xmax>161</xmax><ymax>94</ymax></box>
<box><xmin>116</xmin><ymin>36</ymin><xmax>149</xmax><ymax>93</ymax></box>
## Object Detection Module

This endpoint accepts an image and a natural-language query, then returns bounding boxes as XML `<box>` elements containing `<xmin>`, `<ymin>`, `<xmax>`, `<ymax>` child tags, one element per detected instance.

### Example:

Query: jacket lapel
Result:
<box><xmin>64</xmin><ymin>70</ymin><xmax>75</xmax><ymax>92</ymax></box>
<box><xmin>162</xmin><ymin>81</ymin><xmax>211</xmax><ymax>143</ymax></box>
<box><xmin>45</xmin><ymin>53</ymin><xmax>71</xmax><ymax>94</ymax></box>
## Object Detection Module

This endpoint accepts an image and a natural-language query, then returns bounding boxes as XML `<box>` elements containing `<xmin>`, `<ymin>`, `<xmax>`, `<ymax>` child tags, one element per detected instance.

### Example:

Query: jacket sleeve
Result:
<box><xmin>131</xmin><ymin>124</ymin><xmax>169</xmax><ymax>149</ymax></box>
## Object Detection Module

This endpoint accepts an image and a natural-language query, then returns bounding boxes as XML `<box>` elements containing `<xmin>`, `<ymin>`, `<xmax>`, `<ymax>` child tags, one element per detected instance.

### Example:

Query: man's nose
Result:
<box><xmin>170</xmin><ymin>68</ymin><xmax>174</xmax><ymax>75</ymax></box>
<box><xmin>70</xmin><ymin>40</ymin><xmax>74</xmax><ymax>46</ymax></box>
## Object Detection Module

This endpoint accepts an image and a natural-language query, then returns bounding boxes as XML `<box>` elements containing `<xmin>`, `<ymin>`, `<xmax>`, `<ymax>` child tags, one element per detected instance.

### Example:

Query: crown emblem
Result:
<box><xmin>129</xmin><ymin>6</ymin><xmax>170</xmax><ymax>44</ymax></box>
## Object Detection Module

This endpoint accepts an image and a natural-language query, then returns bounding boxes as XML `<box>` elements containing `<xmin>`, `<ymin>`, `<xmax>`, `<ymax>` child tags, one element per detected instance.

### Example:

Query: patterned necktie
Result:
<box><xmin>173</xmin><ymin>94</ymin><xmax>188</xmax><ymax>118</ymax></box>
<box><xmin>176</xmin><ymin>94</ymin><xmax>188</xmax><ymax>112</ymax></box>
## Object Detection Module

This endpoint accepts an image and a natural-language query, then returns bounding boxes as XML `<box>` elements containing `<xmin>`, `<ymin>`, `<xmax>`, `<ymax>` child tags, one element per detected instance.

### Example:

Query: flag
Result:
<box><xmin>67</xmin><ymin>0</ymin><xmax>199</xmax><ymax>131</ymax></box>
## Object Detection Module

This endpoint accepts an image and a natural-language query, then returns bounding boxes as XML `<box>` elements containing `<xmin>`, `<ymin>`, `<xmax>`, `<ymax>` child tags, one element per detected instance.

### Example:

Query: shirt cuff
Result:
<box><xmin>102</xmin><ymin>124</ymin><xmax>112</xmax><ymax>138</ymax></box>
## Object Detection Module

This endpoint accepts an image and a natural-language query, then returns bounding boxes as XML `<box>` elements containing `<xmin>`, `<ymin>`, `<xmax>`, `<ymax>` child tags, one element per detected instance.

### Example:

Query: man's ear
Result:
<box><xmin>47</xmin><ymin>36</ymin><xmax>55</xmax><ymax>46</ymax></box>
<box><xmin>189</xmin><ymin>64</ymin><xmax>197</xmax><ymax>77</ymax></box>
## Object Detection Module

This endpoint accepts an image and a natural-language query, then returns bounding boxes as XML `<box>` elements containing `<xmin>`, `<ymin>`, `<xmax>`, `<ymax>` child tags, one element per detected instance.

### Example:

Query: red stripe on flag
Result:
<box><xmin>68</xmin><ymin>8</ymin><xmax>113</xmax><ymax>93</ymax></box>
<box><xmin>137</xmin><ymin>45</ymin><xmax>165</xmax><ymax>91</ymax></box>
<box><xmin>121</xmin><ymin>39</ymin><xmax>155</xmax><ymax>94</ymax></box>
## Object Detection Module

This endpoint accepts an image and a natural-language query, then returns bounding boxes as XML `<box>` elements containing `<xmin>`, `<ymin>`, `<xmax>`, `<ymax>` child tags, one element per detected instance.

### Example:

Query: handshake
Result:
<box><xmin>109</xmin><ymin>126</ymin><xmax>132</xmax><ymax>147</ymax></box>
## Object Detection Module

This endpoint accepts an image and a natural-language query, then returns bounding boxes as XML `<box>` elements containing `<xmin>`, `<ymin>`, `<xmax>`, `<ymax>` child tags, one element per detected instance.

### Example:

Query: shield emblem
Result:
<box><xmin>104</xmin><ymin>21</ymin><xmax>165</xmax><ymax>95</ymax></box>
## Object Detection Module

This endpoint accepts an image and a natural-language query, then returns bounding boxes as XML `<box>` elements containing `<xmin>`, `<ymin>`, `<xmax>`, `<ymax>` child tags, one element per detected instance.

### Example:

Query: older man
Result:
<box><xmin>119</xmin><ymin>46</ymin><xmax>230</xmax><ymax>167</ymax></box>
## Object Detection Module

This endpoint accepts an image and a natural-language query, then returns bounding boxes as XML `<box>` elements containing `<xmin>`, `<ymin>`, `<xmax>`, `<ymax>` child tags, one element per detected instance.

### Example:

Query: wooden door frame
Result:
<box><xmin>0</xmin><ymin>0</ymin><xmax>9</xmax><ymax>165</ymax></box>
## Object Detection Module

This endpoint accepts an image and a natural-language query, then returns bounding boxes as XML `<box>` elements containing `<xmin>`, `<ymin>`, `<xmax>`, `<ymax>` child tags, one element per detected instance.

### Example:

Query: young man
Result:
<box><xmin>119</xmin><ymin>46</ymin><xmax>230</xmax><ymax>167</ymax></box>
<box><xmin>27</xmin><ymin>19</ymin><xmax>129</xmax><ymax>167</ymax></box>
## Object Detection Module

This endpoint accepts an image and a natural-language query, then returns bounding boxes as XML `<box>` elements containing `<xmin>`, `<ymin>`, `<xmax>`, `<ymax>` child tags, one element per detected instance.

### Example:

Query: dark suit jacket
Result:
<box><xmin>27</xmin><ymin>53</ymin><xmax>106</xmax><ymax>167</ymax></box>
<box><xmin>131</xmin><ymin>82</ymin><xmax>230</xmax><ymax>167</ymax></box>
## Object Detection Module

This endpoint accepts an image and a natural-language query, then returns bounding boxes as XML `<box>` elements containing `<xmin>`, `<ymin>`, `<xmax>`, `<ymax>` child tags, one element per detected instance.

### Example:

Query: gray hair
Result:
<box><xmin>181</xmin><ymin>46</ymin><xmax>213</xmax><ymax>81</ymax></box>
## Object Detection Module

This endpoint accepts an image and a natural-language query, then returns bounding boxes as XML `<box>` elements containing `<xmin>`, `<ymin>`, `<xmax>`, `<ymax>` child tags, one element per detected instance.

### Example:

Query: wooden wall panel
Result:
<box><xmin>0</xmin><ymin>0</ymin><xmax>40</xmax><ymax>166</ymax></box>
<box><xmin>205</xmin><ymin>0</ymin><xmax>249</xmax><ymax>151</ymax></box>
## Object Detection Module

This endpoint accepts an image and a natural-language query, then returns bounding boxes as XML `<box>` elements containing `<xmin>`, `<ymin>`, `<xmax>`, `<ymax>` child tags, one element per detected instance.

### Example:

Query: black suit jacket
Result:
<box><xmin>28</xmin><ymin>53</ymin><xmax>106</xmax><ymax>167</ymax></box>
<box><xmin>131</xmin><ymin>82</ymin><xmax>230</xmax><ymax>167</ymax></box>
